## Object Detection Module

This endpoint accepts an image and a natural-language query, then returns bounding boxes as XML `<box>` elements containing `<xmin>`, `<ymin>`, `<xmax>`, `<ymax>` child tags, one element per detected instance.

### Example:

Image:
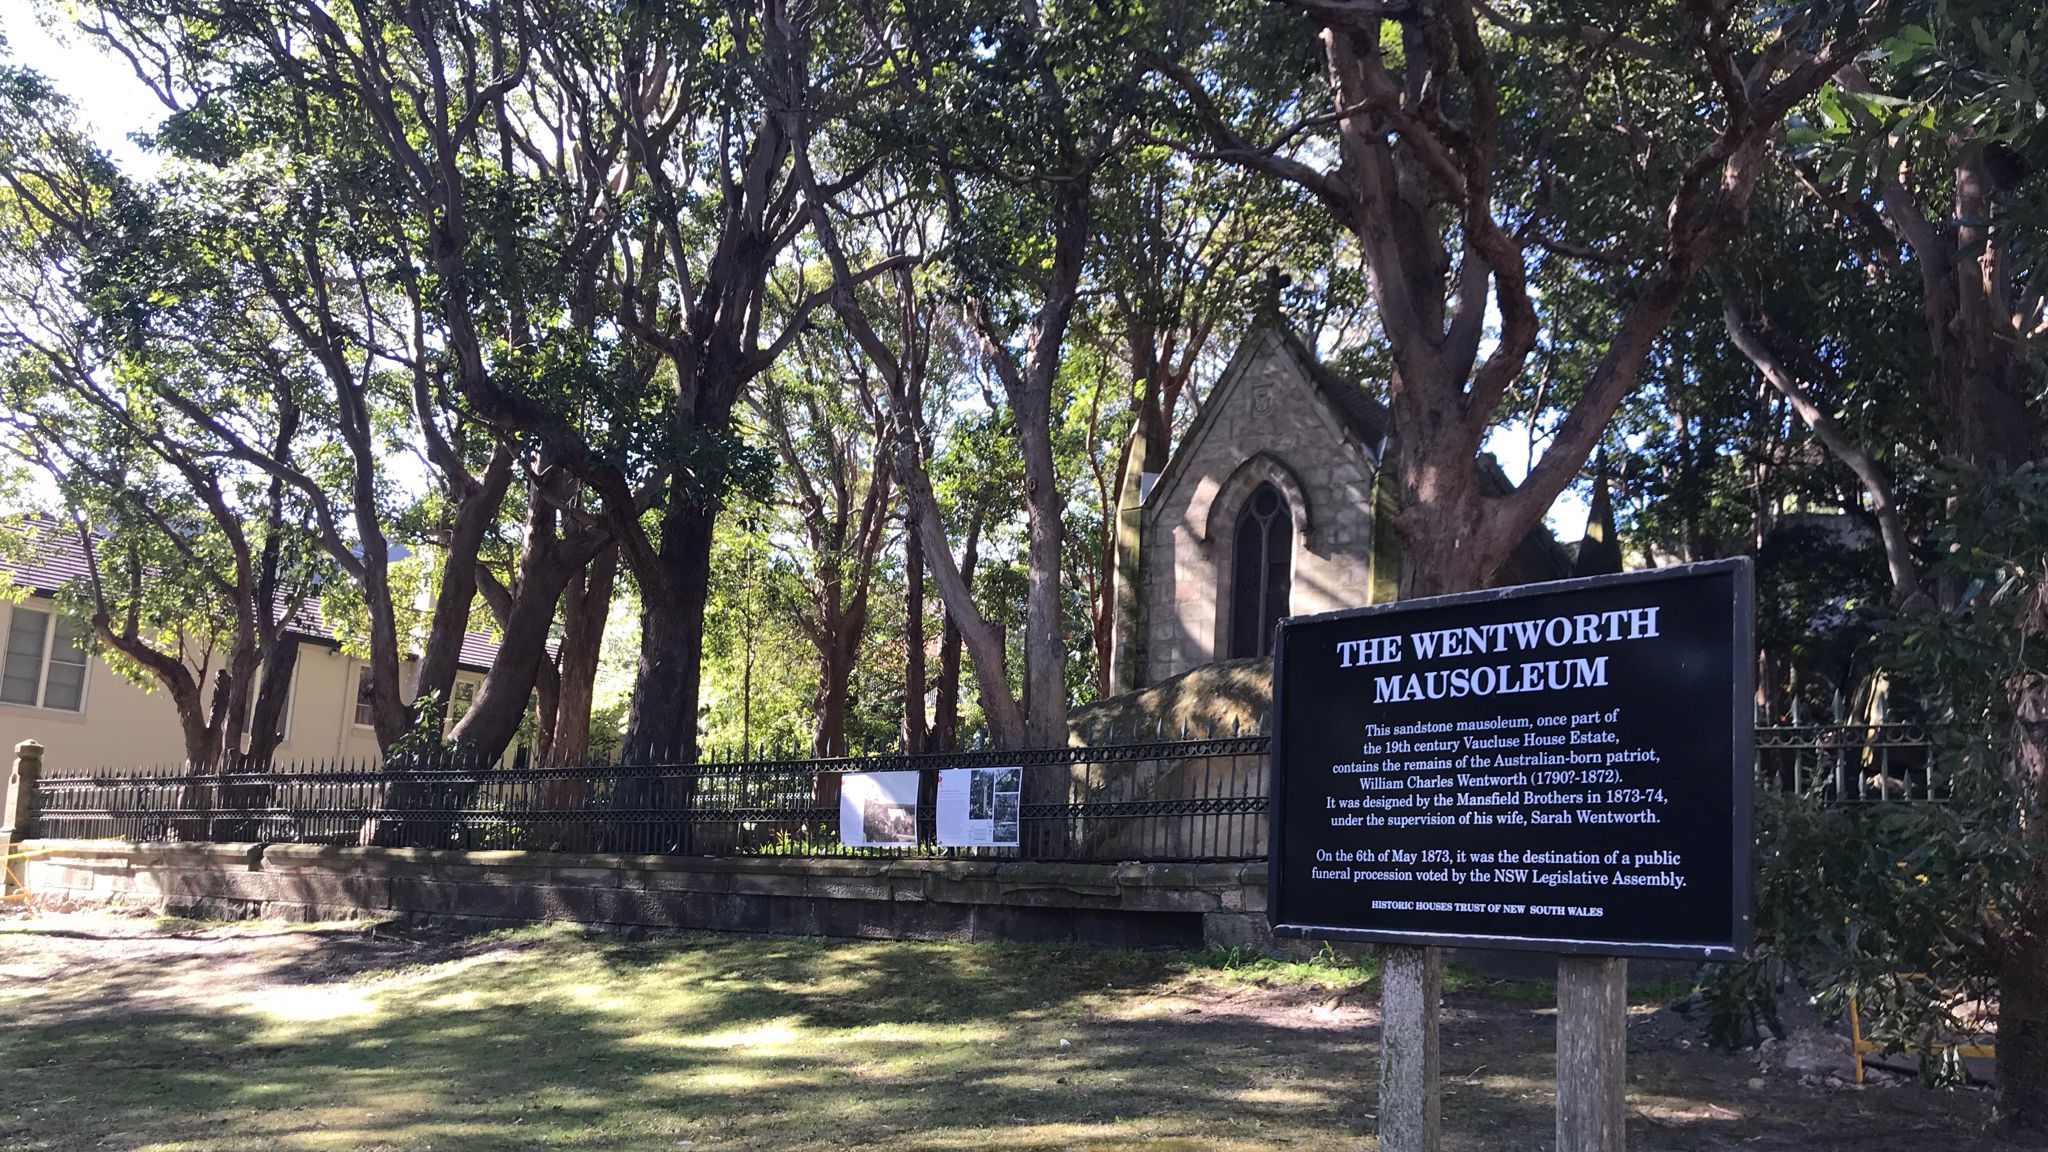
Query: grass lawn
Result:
<box><xmin>0</xmin><ymin>912</ymin><xmax>2010</xmax><ymax>1151</ymax></box>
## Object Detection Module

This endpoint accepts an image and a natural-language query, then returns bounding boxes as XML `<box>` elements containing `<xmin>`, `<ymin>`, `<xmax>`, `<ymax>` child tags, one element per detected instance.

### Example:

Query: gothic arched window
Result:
<box><xmin>1228</xmin><ymin>483</ymin><xmax>1292</xmax><ymax>659</ymax></box>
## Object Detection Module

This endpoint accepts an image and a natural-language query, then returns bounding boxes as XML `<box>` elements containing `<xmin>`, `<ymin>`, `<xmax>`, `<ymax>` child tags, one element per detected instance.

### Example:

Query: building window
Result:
<box><xmin>447</xmin><ymin>679</ymin><xmax>476</xmax><ymax>731</ymax></box>
<box><xmin>354</xmin><ymin>665</ymin><xmax>376</xmax><ymax>728</ymax></box>
<box><xmin>0</xmin><ymin>607</ymin><xmax>88</xmax><ymax>712</ymax></box>
<box><xmin>1227</xmin><ymin>483</ymin><xmax>1292</xmax><ymax>659</ymax></box>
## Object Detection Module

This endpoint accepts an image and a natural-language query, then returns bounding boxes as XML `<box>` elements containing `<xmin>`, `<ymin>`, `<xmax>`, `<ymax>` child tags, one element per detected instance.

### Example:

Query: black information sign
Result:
<box><xmin>1268</xmin><ymin>559</ymin><xmax>1754</xmax><ymax>960</ymax></box>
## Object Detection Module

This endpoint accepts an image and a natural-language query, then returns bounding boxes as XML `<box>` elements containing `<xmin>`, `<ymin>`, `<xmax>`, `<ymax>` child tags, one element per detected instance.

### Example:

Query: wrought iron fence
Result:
<box><xmin>30</xmin><ymin>735</ymin><xmax>1272</xmax><ymax>862</ymax></box>
<box><xmin>1756</xmin><ymin>721</ymin><xmax>1952</xmax><ymax>803</ymax></box>
<box><xmin>26</xmin><ymin>722</ymin><xmax>1962</xmax><ymax>861</ymax></box>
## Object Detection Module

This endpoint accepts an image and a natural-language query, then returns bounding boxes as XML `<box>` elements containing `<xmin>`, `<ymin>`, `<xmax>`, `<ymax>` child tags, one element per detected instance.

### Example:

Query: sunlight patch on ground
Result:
<box><xmin>678</xmin><ymin>1018</ymin><xmax>805</xmax><ymax>1051</ymax></box>
<box><xmin>823</xmin><ymin>1022</ymin><xmax>996</xmax><ymax>1047</ymax></box>
<box><xmin>1224</xmin><ymin>1083</ymin><xmax>1330</xmax><ymax>1108</ymax></box>
<box><xmin>242</xmin><ymin>981</ymin><xmax>381</xmax><ymax>1024</ymax></box>
<box><xmin>1630</xmin><ymin>1090</ymin><xmax>1749</xmax><ymax>1125</ymax></box>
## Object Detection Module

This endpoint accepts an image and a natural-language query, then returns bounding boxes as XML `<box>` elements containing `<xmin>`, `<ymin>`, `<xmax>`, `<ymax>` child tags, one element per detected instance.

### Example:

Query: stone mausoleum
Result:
<box><xmin>1106</xmin><ymin>316</ymin><xmax>1582</xmax><ymax>700</ymax></box>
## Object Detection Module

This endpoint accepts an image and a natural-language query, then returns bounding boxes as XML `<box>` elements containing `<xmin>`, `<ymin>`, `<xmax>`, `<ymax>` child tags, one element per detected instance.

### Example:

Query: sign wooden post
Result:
<box><xmin>1556</xmin><ymin>955</ymin><xmax>1627</xmax><ymax>1152</ymax></box>
<box><xmin>1266</xmin><ymin>559</ymin><xmax>1754</xmax><ymax>1152</ymax></box>
<box><xmin>1378</xmin><ymin>944</ymin><xmax>1441</xmax><ymax>1152</ymax></box>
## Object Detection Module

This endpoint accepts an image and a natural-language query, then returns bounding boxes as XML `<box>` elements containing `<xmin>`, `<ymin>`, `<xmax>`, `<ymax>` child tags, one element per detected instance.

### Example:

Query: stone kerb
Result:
<box><xmin>18</xmin><ymin>838</ymin><xmax>1276</xmax><ymax>951</ymax></box>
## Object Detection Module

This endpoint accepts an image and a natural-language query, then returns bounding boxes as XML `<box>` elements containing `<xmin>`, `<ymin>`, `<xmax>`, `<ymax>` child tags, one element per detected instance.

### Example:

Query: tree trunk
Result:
<box><xmin>1091</xmin><ymin>415</ymin><xmax>1139</xmax><ymax>700</ymax></box>
<box><xmin>246</xmin><ymin>635</ymin><xmax>300</xmax><ymax>767</ymax></box>
<box><xmin>814</xmin><ymin>684</ymin><xmax>852</xmax><ymax>758</ymax></box>
<box><xmin>810</xmin><ymin>633</ymin><xmax>855</xmax><ymax>815</ymax></box>
<box><xmin>449</xmin><ymin>567</ymin><xmax>574</xmax><ymax>763</ymax></box>
<box><xmin>934</xmin><ymin>617</ymin><xmax>965</xmax><ymax>752</ymax></box>
<box><xmin>613</xmin><ymin>524</ymin><xmax>712</xmax><ymax>852</ymax></box>
<box><xmin>982</xmin><ymin>180</ymin><xmax>1088</xmax><ymax>749</ymax></box>
<box><xmin>813</xmin><ymin>632</ymin><xmax>855</xmax><ymax>758</ymax></box>
<box><xmin>1998</xmin><ymin>660</ymin><xmax>2048</xmax><ymax>1132</ymax></box>
<box><xmin>413</xmin><ymin>448</ymin><xmax>515</xmax><ymax>730</ymax></box>
<box><xmin>904</xmin><ymin>524</ymin><xmax>929</xmax><ymax>751</ymax></box>
<box><xmin>535</xmin><ymin>652</ymin><xmax>562</xmax><ymax>767</ymax></box>
<box><xmin>1932</xmin><ymin>155</ymin><xmax>2036</xmax><ymax>474</ymax></box>
<box><xmin>1092</xmin><ymin>478</ymin><xmax>1121</xmax><ymax>699</ymax></box>
<box><xmin>550</xmin><ymin>543</ymin><xmax>617</xmax><ymax>765</ymax></box>
<box><xmin>1133</xmin><ymin>325</ymin><xmax>1174</xmax><ymax>477</ymax></box>
<box><xmin>212</xmin><ymin>631</ymin><xmax>262</xmax><ymax>769</ymax></box>
<box><xmin>1922</xmin><ymin>157</ymin><xmax>2046</xmax><ymax>1129</ymax></box>
<box><xmin>895</xmin><ymin>439</ymin><xmax>1024</xmax><ymax>746</ymax></box>
<box><xmin>359</xmin><ymin>557</ymin><xmax>413</xmax><ymax>751</ymax></box>
<box><xmin>1016</xmin><ymin>395</ymin><xmax>1068</xmax><ymax>745</ymax></box>
<box><xmin>1391</xmin><ymin>447</ymin><xmax>1494</xmax><ymax>598</ymax></box>
<box><xmin>457</xmin><ymin>492</ymin><xmax>612</xmax><ymax>765</ymax></box>
<box><xmin>932</xmin><ymin>513</ymin><xmax>982</xmax><ymax>751</ymax></box>
<box><xmin>1997</xmin><ymin>866</ymin><xmax>2048</xmax><ymax>1132</ymax></box>
<box><xmin>623</xmin><ymin>500</ymin><xmax>716</xmax><ymax>763</ymax></box>
<box><xmin>177</xmin><ymin>707</ymin><xmax>214</xmax><ymax>774</ymax></box>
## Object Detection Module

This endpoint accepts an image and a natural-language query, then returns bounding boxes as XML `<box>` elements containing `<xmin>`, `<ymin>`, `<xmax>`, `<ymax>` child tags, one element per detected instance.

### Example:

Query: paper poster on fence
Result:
<box><xmin>936</xmin><ymin>767</ymin><xmax>1022</xmax><ymax>847</ymax></box>
<box><xmin>838</xmin><ymin>771</ymin><xmax>920</xmax><ymax>847</ymax></box>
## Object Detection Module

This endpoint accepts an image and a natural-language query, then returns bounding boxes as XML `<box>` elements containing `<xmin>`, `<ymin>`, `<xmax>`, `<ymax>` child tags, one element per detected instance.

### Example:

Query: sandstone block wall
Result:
<box><xmin>19</xmin><ymin>839</ymin><xmax>1277</xmax><ymax>952</ymax></box>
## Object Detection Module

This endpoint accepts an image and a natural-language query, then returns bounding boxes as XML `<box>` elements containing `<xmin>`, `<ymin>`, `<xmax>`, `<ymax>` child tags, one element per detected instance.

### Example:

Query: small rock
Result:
<box><xmin>1747</xmin><ymin>1077</ymin><xmax>1766</xmax><ymax>1090</ymax></box>
<box><xmin>1781</xmin><ymin>1027</ymin><xmax>1854</xmax><ymax>1078</ymax></box>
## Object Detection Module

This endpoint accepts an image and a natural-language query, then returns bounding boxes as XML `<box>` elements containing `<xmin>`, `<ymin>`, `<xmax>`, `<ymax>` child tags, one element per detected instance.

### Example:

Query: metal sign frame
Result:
<box><xmin>1266</xmin><ymin>558</ymin><xmax>1755</xmax><ymax>960</ymax></box>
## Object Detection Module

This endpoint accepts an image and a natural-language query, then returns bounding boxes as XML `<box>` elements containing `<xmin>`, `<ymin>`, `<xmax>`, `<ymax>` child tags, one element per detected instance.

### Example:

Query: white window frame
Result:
<box><xmin>444</xmin><ymin>677</ymin><xmax>478</xmax><ymax>735</ymax></box>
<box><xmin>0</xmin><ymin>604</ymin><xmax>90</xmax><ymax>714</ymax></box>
<box><xmin>353</xmin><ymin>664</ymin><xmax>376</xmax><ymax>729</ymax></box>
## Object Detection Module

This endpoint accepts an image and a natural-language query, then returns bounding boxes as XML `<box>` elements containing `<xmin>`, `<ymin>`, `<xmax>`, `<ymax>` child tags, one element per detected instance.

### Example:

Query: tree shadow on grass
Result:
<box><xmin>0</xmin><ymin>922</ymin><xmax>2012</xmax><ymax>1152</ymax></box>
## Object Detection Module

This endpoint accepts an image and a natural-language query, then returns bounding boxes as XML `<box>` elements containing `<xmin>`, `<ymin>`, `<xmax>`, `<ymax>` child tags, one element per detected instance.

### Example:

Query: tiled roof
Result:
<box><xmin>0</xmin><ymin>517</ymin><xmax>511</xmax><ymax>673</ymax></box>
<box><xmin>0</xmin><ymin>519</ymin><xmax>93</xmax><ymax>593</ymax></box>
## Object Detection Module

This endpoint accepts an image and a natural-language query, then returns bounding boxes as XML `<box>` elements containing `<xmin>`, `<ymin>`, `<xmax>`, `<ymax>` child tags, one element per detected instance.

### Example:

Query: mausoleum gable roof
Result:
<box><xmin>1281</xmin><ymin>329</ymin><xmax>1391</xmax><ymax>455</ymax></box>
<box><xmin>1149</xmin><ymin>317</ymin><xmax>1390</xmax><ymax>512</ymax></box>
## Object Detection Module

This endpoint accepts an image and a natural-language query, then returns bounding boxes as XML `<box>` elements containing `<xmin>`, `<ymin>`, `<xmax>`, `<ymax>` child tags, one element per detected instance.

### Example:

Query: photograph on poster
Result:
<box><xmin>936</xmin><ymin>767</ymin><xmax>1023</xmax><ymax>847</ymax></box>
<box><xmin>838</xmin><ymin>772</ymin><xmax>921</xmax><ymax>847</ymax></box>
<box><xmin>863</xmin><ymin>802</ymin><xmax>915</xmax><ymax>843</ymax></box>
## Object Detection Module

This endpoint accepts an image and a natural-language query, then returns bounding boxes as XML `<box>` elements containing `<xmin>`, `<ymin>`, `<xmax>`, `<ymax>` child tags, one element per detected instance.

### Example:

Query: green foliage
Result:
<box><xmin>1714</xmin><ymin>468</ymin><xmax>2048</xmax><ymax>1078</ymax></box>
<box><xmin>698</xmin><ymin>510</ymin><xmax>825</xmax><ymax>755</ymax></box>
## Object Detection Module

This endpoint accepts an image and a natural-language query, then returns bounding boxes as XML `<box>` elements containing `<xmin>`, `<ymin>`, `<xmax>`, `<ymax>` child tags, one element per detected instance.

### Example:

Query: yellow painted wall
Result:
<box><xmin>0</xmin><ymin>594</ymin><xmax>188</xmax><ymax>770</ymax></box>
<box><xmin>0</xmin><ymin>594</ymin><xmax>492</xmax><ymax>771</ymax></box>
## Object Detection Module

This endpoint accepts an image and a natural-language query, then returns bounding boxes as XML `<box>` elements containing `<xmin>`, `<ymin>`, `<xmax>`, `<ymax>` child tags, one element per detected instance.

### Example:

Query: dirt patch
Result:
<box><xmin>0</xmin><ymin>908</ymin><xmax>530</xmax><ymax>1026</ymax></box>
